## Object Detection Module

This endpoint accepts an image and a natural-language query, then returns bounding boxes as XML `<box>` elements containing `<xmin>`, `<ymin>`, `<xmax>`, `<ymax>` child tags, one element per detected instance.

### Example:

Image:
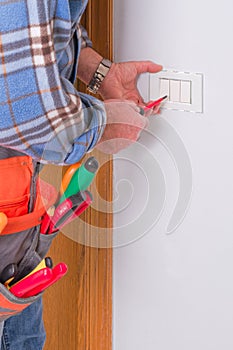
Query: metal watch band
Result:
<box><xmin>87</xmin><ymin>58</ymin><xmax>112</xmax><ymax>94</ymax></box>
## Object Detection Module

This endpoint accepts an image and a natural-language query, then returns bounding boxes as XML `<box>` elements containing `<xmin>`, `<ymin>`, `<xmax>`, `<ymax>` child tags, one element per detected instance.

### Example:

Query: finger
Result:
<box><xmin>129</xmin><ymin>103</ymin><xmax>147</xmax><ymax>118</ymax></box>
<box><xmin>124</xmin><ymin>100</ymin><xmax>143</xmax><ymax>113</ymax></box>
<box><xmin>144</xmin><ymin>104</ymin><xmax>161</xmax><ymax>117</ymax></box>
<box><xmin>144</xmin><ymin>108</ymin><xmax>153</xmax><ymax>117</ymax></box>
<box><xmin>153</xmin><ymin>105</ymin><xmax>160</xmax><ymax>114</ymax></box>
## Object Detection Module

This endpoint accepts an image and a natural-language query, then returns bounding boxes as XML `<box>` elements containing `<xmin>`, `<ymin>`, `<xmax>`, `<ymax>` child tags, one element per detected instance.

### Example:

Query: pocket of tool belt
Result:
<box><xmin>0</xmin><ymin>206</ymin><xmax>59</xmax><ymax>322</ymax></box>
<box><xmin>0</xmin><ymin>228</ymin><xmax>58</xmax><ymax>322</ymax></box>
<box><xmin>0</xmin><ymin>168</ymin><xmax>58</xmax><ymax>290</ymax></box>
<box><xmin>1</xmin><ymin>175</ymin><xmax>58</xmax><ymax>235</ymax></box>
<box><xmin>0</xmin><ymin>179</ymin><xmax>58</xmax><ymax>321</ymax></box>
<box><xmin>9</xmin><ymin>227</ymin><xmax>59</xmax><ymax>287</ymax></box>
<box><xmin>0</xmin><ymin>281</ymin><xmax>42</xmax><ymax>322</ymax></box>
<box><xmin>0</xmin><ymin>227</ymin><xmax>48</xmax><ymax>322</ymax></box>
<box><xmin>0</xmin><ymin>155</ymin><xmax>33</xmax><ymax>217</ymax></box>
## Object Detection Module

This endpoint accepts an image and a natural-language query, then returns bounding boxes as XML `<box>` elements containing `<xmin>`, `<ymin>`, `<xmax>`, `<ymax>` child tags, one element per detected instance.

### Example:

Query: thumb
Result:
<box><xmin>134</xmin><ymin>61</ymin><xmax>163</xmax><ymax>75</ymax></box>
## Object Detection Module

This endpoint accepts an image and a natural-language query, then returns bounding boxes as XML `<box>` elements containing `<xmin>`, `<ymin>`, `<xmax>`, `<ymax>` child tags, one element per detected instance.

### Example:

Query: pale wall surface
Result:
<box><xmin>113</xmin><ymin>1</ymin><xmax>233</xmax><ymax>349</ymax></box>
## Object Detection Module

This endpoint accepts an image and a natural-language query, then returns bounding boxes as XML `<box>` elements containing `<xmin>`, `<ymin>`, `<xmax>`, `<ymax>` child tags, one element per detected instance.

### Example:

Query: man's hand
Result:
<box><xmin>99</xmin><ymin>61</ymin><xmax>163</xmax><ymax>104</ymax></box>
<box><xmin>77</xmin><ymin>48</ymin><xmax>163</xmax><ymax>154</ymax></box>
<box><xmin>77</xmin><ymin>47</ymin><xmax>162</xmax><ymax>106</ymax></box>
<box><xmin>96</xmin><ymin>100</ymin><xmax>148</xmax><ymax>154</ymax></box>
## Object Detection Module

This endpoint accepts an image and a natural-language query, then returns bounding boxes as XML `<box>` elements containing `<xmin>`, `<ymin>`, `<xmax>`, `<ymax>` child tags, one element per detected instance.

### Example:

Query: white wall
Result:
<box><xmin>113</xmin><ymin>1</ymin><xmax>233</xmax><ymax>349</ymax></box>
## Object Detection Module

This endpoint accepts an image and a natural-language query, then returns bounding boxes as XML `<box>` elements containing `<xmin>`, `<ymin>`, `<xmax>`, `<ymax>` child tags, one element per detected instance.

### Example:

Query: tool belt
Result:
<box><xmin>0</xmin><ymin>147</ymin><xmax>58</xmax><ymax>322</ymax></box>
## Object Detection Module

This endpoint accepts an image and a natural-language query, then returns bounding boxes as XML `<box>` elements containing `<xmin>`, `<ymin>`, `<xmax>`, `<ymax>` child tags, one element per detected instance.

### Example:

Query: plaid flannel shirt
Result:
<box><xmin>0</xmin><ymin>0</ymin><xmax>106</xmax><ymax>164</ymax></box>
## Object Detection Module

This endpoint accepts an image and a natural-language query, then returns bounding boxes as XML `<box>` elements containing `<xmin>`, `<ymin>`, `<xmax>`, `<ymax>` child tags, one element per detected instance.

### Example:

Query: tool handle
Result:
<box><xmin>23</xmin><ymin>263</ymin><xmax>68</xmax><ymax>298</ymax></box>
<box><xmin>144</xmin><ymin>95</ymin><xmax>167</xmax><ymax>110</ymax></box>
<box><xmin>59</xmin><ymin>157</ymin><xmax>98</xmax><ymax>204</ymax></box>
<box><xmin>9</xmin><ymin>268</ymin><xmax>53</xmax><ymax>298</ymax></box>
<box><xmin>60</xmin><ymin>162</ymin><xmax>81</xmax><ymax>195</ymax></box>
<box><xmin>0</xmin><ymin>213</ymin><xmax>8</xmax><ymax>234</ymax></box>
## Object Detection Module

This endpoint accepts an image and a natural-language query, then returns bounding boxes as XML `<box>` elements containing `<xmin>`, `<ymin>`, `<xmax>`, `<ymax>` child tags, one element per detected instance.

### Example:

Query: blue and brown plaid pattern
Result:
<box><xmin>0</xmin><ymin>0</ymin><xmax>105</xmax><ymax>164</ymax></box>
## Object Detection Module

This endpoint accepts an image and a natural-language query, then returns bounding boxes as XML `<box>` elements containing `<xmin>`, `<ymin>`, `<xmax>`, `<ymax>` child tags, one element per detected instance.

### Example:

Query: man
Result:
<box><xmin>0</xmin><ymin>0</ymin><xmax>162</xmax><ymax>348</ymax></box>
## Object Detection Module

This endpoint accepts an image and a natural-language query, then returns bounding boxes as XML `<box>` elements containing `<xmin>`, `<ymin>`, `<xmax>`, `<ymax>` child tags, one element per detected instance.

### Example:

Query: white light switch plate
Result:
<box><xmin>150</xmin><ymin>69</ymin><xmax>203</xmax><ymax>113</ymax></box>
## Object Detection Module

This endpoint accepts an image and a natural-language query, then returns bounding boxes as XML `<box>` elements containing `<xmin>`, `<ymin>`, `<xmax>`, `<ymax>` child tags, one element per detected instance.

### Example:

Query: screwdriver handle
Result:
<box><xmin>59</xmin><ymin>157</ymin><xmax>99</xmax><ymax>204</ymax></box>
<box><xmin>0</xmin><ymin>213</ymin><xmax>8</xmax><ymax>234</ymax></box>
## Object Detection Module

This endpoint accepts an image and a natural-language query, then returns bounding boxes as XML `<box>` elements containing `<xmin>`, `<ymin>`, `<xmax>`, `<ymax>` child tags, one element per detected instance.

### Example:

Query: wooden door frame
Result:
<box><xmin>43</xmin><ymin>1</ymin><xmax>113</xmax><ymax>349</ymax></box>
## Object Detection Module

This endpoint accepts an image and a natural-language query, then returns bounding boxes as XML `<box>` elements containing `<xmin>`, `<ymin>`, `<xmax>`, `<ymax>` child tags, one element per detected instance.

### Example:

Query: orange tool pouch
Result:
<box><xmin>0</xmin><ymin>148</ymin><xmax>58</xmax><ymax>322</ymax></box>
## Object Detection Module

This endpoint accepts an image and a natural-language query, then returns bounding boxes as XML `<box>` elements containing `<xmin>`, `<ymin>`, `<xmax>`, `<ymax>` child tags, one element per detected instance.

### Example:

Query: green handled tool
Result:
<box><xmin>58</xmin><ymin>156</ymin><xmax>99</xmax><ymax>204</ymax></box>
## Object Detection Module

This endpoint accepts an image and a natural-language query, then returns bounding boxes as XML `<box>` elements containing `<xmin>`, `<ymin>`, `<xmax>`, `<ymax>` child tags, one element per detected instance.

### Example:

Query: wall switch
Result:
<box><xmin>169</xmin><ymin>80</ymin><xmax>180</xmax><ymax>102</ymax></box>
<box><xmin>150</xmin><ymin>70</ymin><xmax>203</xmax><ymax>113</ymax></box>
<box><xmin>160</xmin><ymin>79</ymin><xmax>170</xmax><ymax>98</ymax></box>
<box><xmin>180</xmin><ymin>80</ymin><xmax>191</xmax><ymax>104</ymax></box>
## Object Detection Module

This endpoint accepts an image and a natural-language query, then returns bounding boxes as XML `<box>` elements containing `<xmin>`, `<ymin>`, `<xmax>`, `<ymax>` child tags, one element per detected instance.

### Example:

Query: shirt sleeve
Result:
<box><xmin>0</xmin><ymin>0</ymin><xmax>106</xmax><ymax>165</ymax></box>
<box><xmin>80</xmin><ymin>25</ymin><xmax>93</xmax><ymax>49</ymax></box>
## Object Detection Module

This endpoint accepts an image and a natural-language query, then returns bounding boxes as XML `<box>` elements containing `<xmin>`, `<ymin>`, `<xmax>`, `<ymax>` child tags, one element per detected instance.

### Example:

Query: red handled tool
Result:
<box><xmin>9</xmin><ymin>263</ymin><xmax>68</xmax><ymax>298</ymax></box>
<box><xmin>48</xmin><ymin>191</ymin><xmax>92</xmax><ymax>234</ymax></box>
<box><xmin>41</xmin><ymin>190</ymin><xmax>92</xmax><ymax>235</ymax></box>
<box><xmin>9</xmin><ymin>268</ymin><xmax>53</xmax><ymax>298</ymax></box>
<box><xmin>22</xmin><ymin>263</ymin><xmax>68</xmax><ymax>298</ymax></box>
<box><xmin>144</xmin><ymin>95</ymin><xmax>168</xmax><ymax>111</ymax></box>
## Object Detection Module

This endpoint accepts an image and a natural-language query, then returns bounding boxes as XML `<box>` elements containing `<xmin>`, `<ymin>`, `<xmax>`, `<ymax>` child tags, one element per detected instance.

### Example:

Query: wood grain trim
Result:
<box><xmin>87</xmin><ymin>0</ymin><xmax>113</xmax><ymax>60</ymax></box>
<box><xmin>81</xmin><ymin>1</ymin><xmax>113</xmax><ymax>348</ymax></box>
<box><xmin>43</xmin><ymin>1</ymin><xmax>113</xmax><ymax>349</ymax></box>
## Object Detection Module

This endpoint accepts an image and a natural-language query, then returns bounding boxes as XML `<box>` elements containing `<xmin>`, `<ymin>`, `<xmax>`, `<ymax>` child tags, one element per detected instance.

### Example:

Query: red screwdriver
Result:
<box><xmin>144</xmin><ymin>95</ymin><xmax>168</xmax><ymax>111</ymax></box>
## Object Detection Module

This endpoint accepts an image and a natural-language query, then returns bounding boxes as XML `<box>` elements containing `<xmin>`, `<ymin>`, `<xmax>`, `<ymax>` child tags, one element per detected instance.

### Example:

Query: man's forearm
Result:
<box><xmin>77</xmin><ymin>47</ymin><xmax>103</xmax><ymax>86</ymax></box>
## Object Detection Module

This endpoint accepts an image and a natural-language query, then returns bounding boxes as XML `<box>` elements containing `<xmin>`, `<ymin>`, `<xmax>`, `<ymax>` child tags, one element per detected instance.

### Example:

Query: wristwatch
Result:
<box><xmin>87</xmin><ymin>58</ymin><xmax>112</xmax><ymax>94</ymax></box>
